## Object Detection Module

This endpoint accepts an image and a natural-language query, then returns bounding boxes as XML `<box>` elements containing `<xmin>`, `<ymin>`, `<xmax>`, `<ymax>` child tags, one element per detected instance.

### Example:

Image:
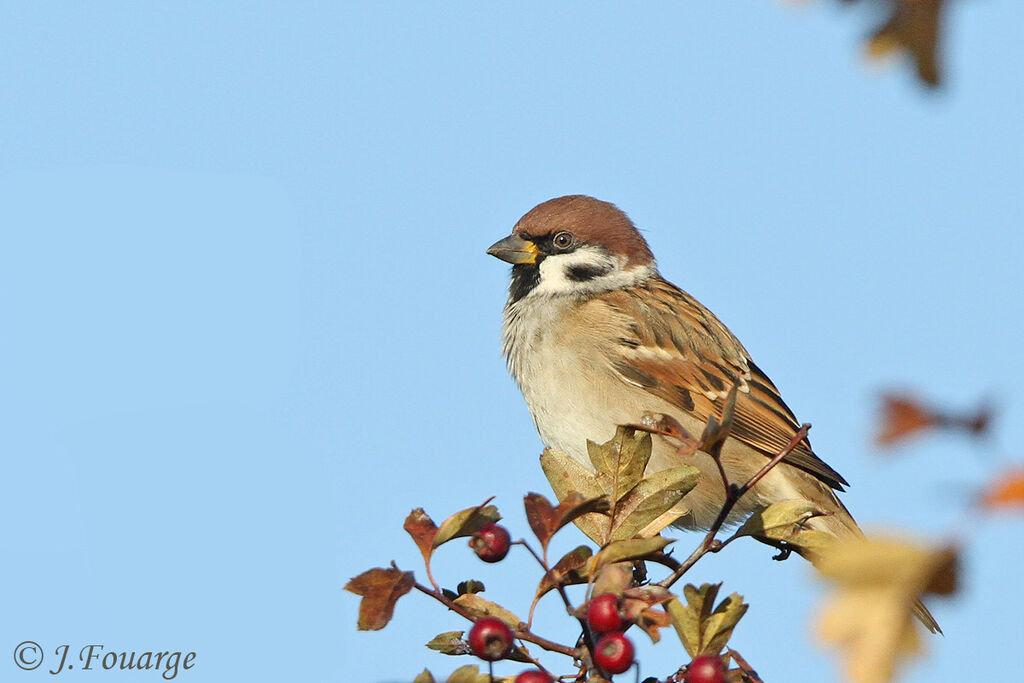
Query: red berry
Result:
<box><xmin>594</xmin><ymin>632</ymin><xmax>634</xmax><ymax>674</ymax></box>
<box><xmin>686</xmin><ymin>654</ymin><xmax>726</xmax><ymax>683</ymax></box>
<box><xmin>586</xmin><ymin>593</ymin><xmax>625</xmax><ymax>633</ymax></box>
<box><xmin>470</xmin><ymin>523</ymin><xmax>511</xmax><ymax>562</ymax></box>
<box><xmin>467</xmin><ymin>617</ymin><xmax>514</xmax><ymax>661</ymax></box>
<box><xmin>514</xmin><ymin>671</ymin><xmax>553</xmax><ymax>683</ymax></box>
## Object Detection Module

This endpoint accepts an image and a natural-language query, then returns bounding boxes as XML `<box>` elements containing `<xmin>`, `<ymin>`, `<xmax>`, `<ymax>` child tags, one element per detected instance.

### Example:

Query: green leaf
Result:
<box><xmin>540</xmin><ymin>449</ymin><xmax>608</xmax><ymax>544</ymax></box>
<box><xmin>734</xmin><ymin>500</ymin><xmax>824</xmax><ymax>541</ymax></box>
<box><xmin>425</xmin><ymin>631</ymin><xmax>469</xmax><ymax>656</ymax></box>
<box><xmin>610</xmin><ymin>465</ymin><xmax>700</xmax><ymax>540</ymax></box>
<box><xmin>412</xmin><ymin>670</ymin><xmax>436</xmax><ymax>683</ymax></box>
<box><xmin>586</xmin><ymin>426</ymin><xmax>651</xmax><ymax>502</ymax></box>
<box><xmin>456</xmin><ymin>580</ymin><xmax>485</xmax><ymax>595</ymax></box>
<box><xmin>667</xmin><ymin>583</ymin><xmax>748</xmax><ymax>656</ymax></box>
<box><xmin>444</xmin><ymin>665</ymin><xmax>492</xmax><ymax>683</ymax></box>
<box><xmin>592</xmin><ymin>536</ymin><xmax>672</xmax><ymax>572</ymax></box>
<box><xmin>452</xmin><ymin>594</ymin><xmax>522</xmax><ymax>629</ymax></box>
<box><xmin>433</xmin><ymin>502</ymin><xmax>502</xmax><ymax>549</ymax></box>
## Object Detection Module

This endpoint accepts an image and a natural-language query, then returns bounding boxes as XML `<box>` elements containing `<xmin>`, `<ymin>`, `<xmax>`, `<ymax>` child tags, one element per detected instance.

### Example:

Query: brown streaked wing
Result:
<box><xmin>601</xmin><ymin>278</ymin><xmax>848</xmax><ymax>491</ymax></box>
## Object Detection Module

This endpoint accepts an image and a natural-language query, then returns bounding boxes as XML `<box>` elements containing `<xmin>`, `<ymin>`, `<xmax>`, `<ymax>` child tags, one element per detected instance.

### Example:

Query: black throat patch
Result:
<box><xmin>509</xmin><ymin>263</ymin><xmax>541</xmax><ymax>303</ymax></box>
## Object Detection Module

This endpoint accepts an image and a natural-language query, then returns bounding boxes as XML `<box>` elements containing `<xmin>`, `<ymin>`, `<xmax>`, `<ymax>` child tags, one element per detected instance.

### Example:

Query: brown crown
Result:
<box><xmin>513</xmin><ymin>195</ymin><xmax>655</xmax><ymax>267</ymax></box>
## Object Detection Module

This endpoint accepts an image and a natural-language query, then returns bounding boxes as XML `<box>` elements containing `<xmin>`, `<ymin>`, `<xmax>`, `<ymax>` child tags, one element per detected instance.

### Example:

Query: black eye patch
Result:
<box><xmin>566</xmin><ymin>262</ymin><xmax>613</xmax><ymax>282</ymax></box>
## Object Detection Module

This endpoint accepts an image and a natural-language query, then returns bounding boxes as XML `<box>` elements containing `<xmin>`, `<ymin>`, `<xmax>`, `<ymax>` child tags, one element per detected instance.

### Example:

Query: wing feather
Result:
<box><xmin>600</xmin><ymin>277</ymin><xmax>849</xmax><ymax>491</ymax></box>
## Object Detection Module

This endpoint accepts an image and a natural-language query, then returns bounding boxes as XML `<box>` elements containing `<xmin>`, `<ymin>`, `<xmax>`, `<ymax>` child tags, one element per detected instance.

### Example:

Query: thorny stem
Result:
<box><xmin>658</xmin><ymin>423</ymin><xmax>811</xmax><ymax>589</ymax></box>
<box><xmin>412</xmin><ymin>581</ymin><xmax>577</xmax><ymax>658</ymax></box>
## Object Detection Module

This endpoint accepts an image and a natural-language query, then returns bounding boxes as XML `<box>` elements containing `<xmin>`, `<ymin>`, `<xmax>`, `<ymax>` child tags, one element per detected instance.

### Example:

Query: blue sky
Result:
<box><xmin>2</xmin><ymin>3</ymin><xmax>1021</xmax><ymax>682</ymax></box>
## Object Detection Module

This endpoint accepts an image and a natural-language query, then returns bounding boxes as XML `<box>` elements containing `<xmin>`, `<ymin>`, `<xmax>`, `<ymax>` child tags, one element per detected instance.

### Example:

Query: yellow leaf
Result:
<box><xmin>815</xmin><ymin>536</ymin><xmax>957</xmax><ymax>683</ymax></box>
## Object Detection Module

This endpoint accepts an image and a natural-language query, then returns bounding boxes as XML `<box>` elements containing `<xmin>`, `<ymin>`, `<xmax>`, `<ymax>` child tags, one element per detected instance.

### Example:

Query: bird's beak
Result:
<box><xmin>486</xmin><ymin>234</ymin><xmax>538</xmax><ymax>265</ymax></box>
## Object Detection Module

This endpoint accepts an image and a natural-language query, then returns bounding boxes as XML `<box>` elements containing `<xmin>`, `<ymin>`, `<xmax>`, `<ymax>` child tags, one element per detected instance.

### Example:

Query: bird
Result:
<box><xmin>487</xmin><ymin>194</ymin><xmax>940</xmax><ymax>633</ymax></box>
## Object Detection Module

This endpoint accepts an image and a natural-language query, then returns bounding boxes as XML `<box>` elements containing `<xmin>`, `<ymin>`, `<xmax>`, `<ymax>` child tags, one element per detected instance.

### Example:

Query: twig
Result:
<box><xmin>658</xmin><ymin>424</ymin><xmax>811</xmax><ymax>589</ymax></box>
<box><xmin>412</xmin><ymin>582</ymin><xmax>578</xmax><ymax>657</ymax></box>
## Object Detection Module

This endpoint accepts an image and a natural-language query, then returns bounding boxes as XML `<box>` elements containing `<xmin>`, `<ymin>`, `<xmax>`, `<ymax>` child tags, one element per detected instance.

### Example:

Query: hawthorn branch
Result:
<box><xmin>658</xmin><ymin>423</ymin><xmax>811</xmax><ymax>589</ymax></box>
<box><xmin>412</xmin><ymin>581</ymin><xmax>577</xmax><ymax>658</ymax></box>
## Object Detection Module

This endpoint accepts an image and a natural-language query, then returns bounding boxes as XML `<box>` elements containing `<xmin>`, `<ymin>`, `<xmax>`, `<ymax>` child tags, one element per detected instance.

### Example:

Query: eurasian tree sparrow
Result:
<box><xmin>488</xmin><ymin>195</ymin><xmax>939</xmax><ymax>633</ymax></box>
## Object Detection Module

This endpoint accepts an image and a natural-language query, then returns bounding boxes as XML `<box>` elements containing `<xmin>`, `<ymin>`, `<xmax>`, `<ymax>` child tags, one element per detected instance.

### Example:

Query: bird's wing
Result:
<box><xmin>596</xmin><ymin>277</ymin><xmax>848</xmax><ymax>491</ymax></box>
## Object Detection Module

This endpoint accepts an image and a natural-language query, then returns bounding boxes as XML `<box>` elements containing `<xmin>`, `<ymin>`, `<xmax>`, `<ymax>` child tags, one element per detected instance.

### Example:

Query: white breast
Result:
<box><xmin>502</xmin><ymin>294</ymin><xmax>642</xmax><ymax>464</ymax></box>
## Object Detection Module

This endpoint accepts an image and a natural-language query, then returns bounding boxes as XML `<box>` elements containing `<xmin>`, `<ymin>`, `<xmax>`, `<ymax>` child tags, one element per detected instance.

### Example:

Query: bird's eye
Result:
<box><xmin>552</xmin><ymin>231</ymin><xmax>574</xmax><ymax>251</ymax></box>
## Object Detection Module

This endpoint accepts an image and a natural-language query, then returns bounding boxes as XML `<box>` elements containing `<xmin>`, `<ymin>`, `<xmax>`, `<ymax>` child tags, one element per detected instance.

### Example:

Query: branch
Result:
<box><xmin>658</xmin><ymin>423</ymin><xmax>811</xmax><ymax>589</ymax></box>
<box><xmin>412</xmin><ymin>582</ymin><xmax>578</xmax><ymax>658</ymax></box>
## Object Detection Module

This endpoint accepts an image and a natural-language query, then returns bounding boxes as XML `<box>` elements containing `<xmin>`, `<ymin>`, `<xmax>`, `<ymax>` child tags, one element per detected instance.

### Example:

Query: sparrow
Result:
<box><xmin>488</xmin><ymin>195</ymin><xmax>939</xmax><ymax>633</ymax></box>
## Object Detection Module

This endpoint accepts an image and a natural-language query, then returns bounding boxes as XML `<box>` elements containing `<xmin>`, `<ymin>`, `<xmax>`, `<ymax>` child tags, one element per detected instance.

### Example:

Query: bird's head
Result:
<box><xmin>487</xmin><ymin>195</ymin><xmax>657</xmax><ymax>302</ymax></box>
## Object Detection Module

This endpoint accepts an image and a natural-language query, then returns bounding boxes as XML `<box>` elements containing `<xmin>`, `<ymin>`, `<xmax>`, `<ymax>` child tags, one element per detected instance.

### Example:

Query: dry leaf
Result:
<box><xmin>815</xmin><ymin>536</ymin><xmax>958</xmax><ymax>683</ymax></box>
<box><xmin>875</xmin><ymin>394</ymin><xmax>936</xmax><ymax>446</ymax></box>
<box><xmin>865</xmin><ymin>0</ymin><xmax>944</xmax><ymax>87</ymax></box>
<box><xmin>344</xmin><ymin>566</ymin><xmax>415</xmax><ymax>631</ymax></box>
<box><xmin>524</xmin><ymin>491</ymin><xmax>609</xmax><ymax>551</ymax></box>
<box><xmin>980</xmin><ymin>468</ymin><xmax>1024</xmax><ymax>511</ymax></box>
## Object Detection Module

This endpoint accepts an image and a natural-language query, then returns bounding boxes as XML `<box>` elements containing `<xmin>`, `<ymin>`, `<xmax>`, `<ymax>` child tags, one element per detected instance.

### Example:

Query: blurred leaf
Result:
<box><xmin>344</xmin><ymin>566</ymin><xmax>415</xmax><ymax>631</ymax></box>
<box><xmin>622</xmin><ymin>585</ymin><xmax>673</xmax><ymax>643</ymax></box>
<box><xmin>404</xmin><ymin>508</ymin><xmax>440</xmax><ymax>564</ymax></box>
<box><xmin>611</xmin><ymin>465</ymin><xmax>700</xmax><ymax>540</ymax></box>
<box><xmin>592</xmin><ymin>562</ymin><xmax>634</xmax><ymax>597</ymax></box>
<box><xmin>865</xmin><ymin>0</ymin><xmax>944</xmax><ymax>87</ymax></box>
<box><xmin>434</xmin><ymin>501</ymin><xmax>501</xmax><ymax>548</ymax></box>
<box><xmin>524</xmin><ymin>491</ymin><xmax>609</xmax><ymax>551</ymax></box>
<box><xmin>426</xmin><ymin>631</ymin><xmax>470</xmax><ymax>656</ymax></box>
<box><xmin>457</xmin><ymin>580</ymin><xmax>485</xmax><ymax>595</ymax></box>
<box><xmin>413</xmin><ymin>670</ymin><xmax>436</xmax><ymax>683</ymax></box>
<box><xmin>453</xmin><ymin>594</ymin><xmax>523</xmax><ymax>628</ymax></box>
<box><xmin>875</xmin><ymin>394</ymin><xmax>936</xmax><ymax>446</ymax></box>
<box><xmin>667</xmin><ymin>583</ymin><xmax>748</xmax><ymax>657</ymax></box>
<box><xmin>980</xmin><ymin>468</ymin><xmax>1024</xmax><ymax>511</ymax></box>
<box><xmin>592</xmin><ymin>536</ymin><xmax>672</xmax><ymax>572</ymax></box>
<box><xmin>815</xmin><ymin>537</ymin><xmax>958</xmax><ymax>683</ymax></box>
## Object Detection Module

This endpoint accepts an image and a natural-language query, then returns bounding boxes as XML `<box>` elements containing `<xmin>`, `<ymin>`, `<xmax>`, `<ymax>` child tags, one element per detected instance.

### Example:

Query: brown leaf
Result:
<box><xmin>586</xmin><ymin>426</ymin><xmax>652</xmax><ymax>503</ymax></box>
<box><xmin>344</xmin><ymin>566</ymin><xmax>415</xmax><ymax>631</ymax></box>
<box><xmin>525</xmin><ymin>491</ymin><xmax>610</xmax><ymax>550</ymax></box>
<box><xmin>404</xmin><ymin>508</ymin><xmax>439</xmax><ymax>564</ymax></box>
<box><xmin>866</xmin><ymin>0</ymin><xmax>944</xmax><ymax>87</ymax></box>
<box><xmin>875</xmin><ymin>394</ymin><xmax>937</xmax><ymax>446</ymax></box>
<box><xmin>534</xmin><ymin>545</ymin><xmax>593</xmax><ymax>601</ymax></box>
<box><xmin>980</xmin><ymin>468</ymin><xmax>1024</xmax><ymax>511</ymax></box>
<box><xmin>622</xmin><ymin>585</ymin><xmax>673</xmax><ymax>643</ymax></box>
